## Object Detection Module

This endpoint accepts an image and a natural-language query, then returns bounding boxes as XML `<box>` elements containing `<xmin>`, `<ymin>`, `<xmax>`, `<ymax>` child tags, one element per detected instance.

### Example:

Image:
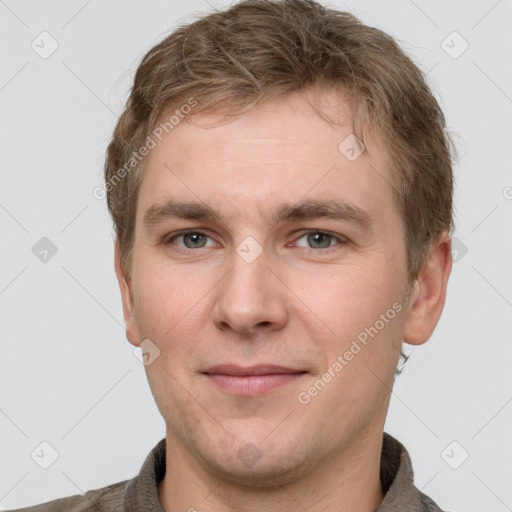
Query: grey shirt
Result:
<box><xmin>8</xmin><ymin>433</ymin><xmax>446</xmax><ymax>511</ymax></box>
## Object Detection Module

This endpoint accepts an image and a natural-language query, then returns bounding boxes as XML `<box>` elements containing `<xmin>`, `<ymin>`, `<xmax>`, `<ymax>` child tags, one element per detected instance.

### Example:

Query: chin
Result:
<box><xmin>208</xmin><ymin>452</ymin><xmax>316</xmax><ymax>489</ymax></box>
<box><xmin>196</xmin><ymin>430</ymin><xmax>318</xmax><ymax>488</ymax></box>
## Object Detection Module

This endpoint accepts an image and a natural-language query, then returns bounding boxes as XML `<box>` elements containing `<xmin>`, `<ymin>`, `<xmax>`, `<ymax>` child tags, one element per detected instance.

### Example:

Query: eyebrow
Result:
<box><xmin>143</xmin><ymin>198</ymin><xmax>374</xmax><ymax>231</ymax></box>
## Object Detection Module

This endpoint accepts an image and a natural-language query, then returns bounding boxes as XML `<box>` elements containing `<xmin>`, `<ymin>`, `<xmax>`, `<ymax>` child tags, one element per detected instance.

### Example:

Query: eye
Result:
<box><xmin>164</xmin><ymin>229</ymin><xmax>347</xmax><ymax>252</ymax></box>
<box><xmin>293</xmin><ymin>231</ymin><xmax>348</xmax><ymax>250</ymax></box>
<box><xmin>166</xmin><ymin>231</ymin><xmax>216</xmax><ymax>249</ymax></box>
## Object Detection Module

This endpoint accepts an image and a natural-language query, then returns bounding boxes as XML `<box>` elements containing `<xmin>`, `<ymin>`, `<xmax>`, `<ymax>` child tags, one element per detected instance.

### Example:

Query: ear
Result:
<box><xmin>402</xmin><ymin>231</ymin><xmax>453</xmax><ymax>345</ymax></box>
<box><xmin>114</xmin><ymin>240</ymin><xmax>141</xmax><ymax>347</ymax></box>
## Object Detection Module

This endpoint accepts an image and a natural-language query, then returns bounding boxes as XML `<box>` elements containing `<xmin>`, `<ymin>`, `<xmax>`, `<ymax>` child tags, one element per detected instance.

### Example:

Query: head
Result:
<box><xmin>106</xmin><ymin>0</ymin><xmax>453</xmax><ymax>486</ymax></box>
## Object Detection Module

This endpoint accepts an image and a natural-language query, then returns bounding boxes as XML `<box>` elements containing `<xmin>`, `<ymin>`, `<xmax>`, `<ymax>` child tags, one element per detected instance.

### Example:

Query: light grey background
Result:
<box><xmin>1</xmin><ymin>0</ymin><xmax>511</xmax><ymax>510</ymax></box>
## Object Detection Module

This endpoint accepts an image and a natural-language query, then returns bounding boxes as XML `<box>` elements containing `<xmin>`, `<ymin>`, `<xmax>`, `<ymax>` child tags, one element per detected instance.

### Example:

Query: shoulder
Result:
<box><xmin>6</xmin><ymin>480</ymin><xmax>128</xmax><ymax>512</ymax></box>
<box><xmin>419</xmin><ymin>491</ymin><xmax>450</xmax><ymax>512</ymax></box>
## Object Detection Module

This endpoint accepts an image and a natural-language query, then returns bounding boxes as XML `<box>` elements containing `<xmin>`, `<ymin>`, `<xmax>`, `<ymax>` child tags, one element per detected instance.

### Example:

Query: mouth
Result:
<box><xmin>202</xmin><ymin>364</ymin><xmax>308</xmax><ymax>396</ymax></box>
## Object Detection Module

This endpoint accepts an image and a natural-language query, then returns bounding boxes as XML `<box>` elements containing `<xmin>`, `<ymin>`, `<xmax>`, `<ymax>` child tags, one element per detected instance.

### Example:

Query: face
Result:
<box><xmin>116</xmin><ymin>91</ymin><xmax>426</xmax><ymax>486</ymax></box>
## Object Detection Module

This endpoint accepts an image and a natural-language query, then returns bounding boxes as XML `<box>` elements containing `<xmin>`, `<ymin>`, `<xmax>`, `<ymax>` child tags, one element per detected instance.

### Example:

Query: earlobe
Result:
<box><xmin>402</xmin><ymin>232</ymin><xmax>453</xmax><ymax>345</ymax></box>
<box><xmin>113</xmin><ymin>241</ymin><xmax>141</xmax><ymax>346</ymax></box>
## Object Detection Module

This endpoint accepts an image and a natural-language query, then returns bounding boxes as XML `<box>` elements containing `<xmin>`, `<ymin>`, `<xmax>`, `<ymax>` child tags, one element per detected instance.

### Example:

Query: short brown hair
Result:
<box><xmin>104</xmin><ymin>0</ymin><xmax>455</xmax><ymax>284</ymax></box>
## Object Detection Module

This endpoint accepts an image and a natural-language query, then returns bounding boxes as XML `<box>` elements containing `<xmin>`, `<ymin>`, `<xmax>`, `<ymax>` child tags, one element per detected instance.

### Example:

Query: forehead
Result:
<box><xmin>137</xmin><ymin>92</ymin><xmax>397</xmax><ymax>227</ymax></box>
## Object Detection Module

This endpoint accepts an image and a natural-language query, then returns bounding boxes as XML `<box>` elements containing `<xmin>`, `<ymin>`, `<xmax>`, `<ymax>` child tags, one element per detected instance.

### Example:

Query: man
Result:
<box><xmin>10</xmin><ymin>0</ymin><xmax>454</xmax><ymax>510</ymax></box>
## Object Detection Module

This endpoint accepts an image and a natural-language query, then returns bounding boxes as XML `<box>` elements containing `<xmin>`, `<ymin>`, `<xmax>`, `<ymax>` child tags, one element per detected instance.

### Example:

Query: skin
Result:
<box><xmin>114</xmin><ymin>90</ymin><xmax>452</xmax><ymax>512</ymax></box>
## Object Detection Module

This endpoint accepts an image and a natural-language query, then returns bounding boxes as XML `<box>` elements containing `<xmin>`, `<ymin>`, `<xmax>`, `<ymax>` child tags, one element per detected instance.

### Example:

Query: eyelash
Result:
<box><xmin>164</xmin><ymin>229</ymin><xmax>348</xmax><ymax>253</ymax></box>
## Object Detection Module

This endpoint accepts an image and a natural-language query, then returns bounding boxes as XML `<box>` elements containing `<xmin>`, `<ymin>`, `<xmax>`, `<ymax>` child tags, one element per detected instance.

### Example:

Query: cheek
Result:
<box><xmin>293</xmin><ymin>262</ymin><xmax>396</xmax><ymax>328</ymax></box>
<box><xmin>133</xmin><ymin>263</ymin><xmax>206</xmax><ymax>343</ymax></box>
<box><xmin>288</xmin><ymin>260</ymin><xmax>404</xmax><ymax>373</ymax></box>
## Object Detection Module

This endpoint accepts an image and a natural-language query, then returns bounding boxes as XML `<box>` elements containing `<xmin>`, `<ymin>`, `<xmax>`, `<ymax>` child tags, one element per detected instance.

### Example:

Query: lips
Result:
<box><xmin>202</xmin><ymin>364</ymin><xmax>307</xmax><ymax>396</ymax></box>
<box><xmin>203</xmin><ymin>364</ymin><xmax>306</xmax><ymax>376</ymax></box>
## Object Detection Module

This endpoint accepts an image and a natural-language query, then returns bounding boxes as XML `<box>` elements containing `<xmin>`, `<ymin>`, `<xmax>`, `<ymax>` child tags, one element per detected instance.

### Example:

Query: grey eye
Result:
<box><xmin>182</xmin><ymin>232</ymin><xmax>208</xmax><ymax>248</ymax></box>
<box><xmin>303</xmin><ymin>232</ymin><xmax>334</xmax><ymax>249</ymax></box>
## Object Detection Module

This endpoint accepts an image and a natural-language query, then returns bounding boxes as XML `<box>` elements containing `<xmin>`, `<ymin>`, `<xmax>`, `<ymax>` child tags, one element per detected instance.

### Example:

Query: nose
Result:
<box><xmin>212</xmin><ymin>245</ymin><xmax>289</xmax><ymax>337</ymax></box>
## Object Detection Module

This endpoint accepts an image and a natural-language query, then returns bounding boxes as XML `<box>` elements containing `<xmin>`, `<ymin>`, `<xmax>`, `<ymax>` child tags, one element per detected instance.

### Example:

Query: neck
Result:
<box><xmin>158</xmin><ymin>429</ymin><xmax>385</xmax><ymax>512</ymax></box>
